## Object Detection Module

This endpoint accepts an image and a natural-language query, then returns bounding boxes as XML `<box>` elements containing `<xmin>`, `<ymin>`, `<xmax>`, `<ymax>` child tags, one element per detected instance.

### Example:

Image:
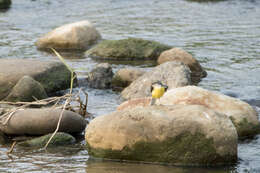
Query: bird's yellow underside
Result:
<box><xmin>152</xmin><ymin>87</ymin><xmax>165</xmax><ymax>99</ymax></box>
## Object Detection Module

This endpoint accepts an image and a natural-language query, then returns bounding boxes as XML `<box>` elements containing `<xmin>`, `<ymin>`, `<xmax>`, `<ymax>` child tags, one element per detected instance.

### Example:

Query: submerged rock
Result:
<box><xmin>36</xmin><ymin>20</ymin><xmax>101</xmax><ymax>51</ymax></box>
<box><xmin>0</xmin><ymin>59</ymin><xmax>72</xmax><ymax>100</ymax></box>
<box><xmin>5</xmin><ymin>76</ymin><xmax>48</xmax><ymax>102</ymax></box>
<box><xmin>160</xmin><ymin>86</ymin><xmax>260</xmax><ymax>138</ymax></box>
<box><xmin>0</xmin><ymin>108</ymin><xmax>87</xmax><ymax>135</ymax></box>
<box><xmin>121</xmin><ymin>62</ymin><xmax>191</xmax><ymax>100</ymax></box>
<box><xmin>86</xmin><ymin>63</ymin><xmax>114</xmax><ymax>89</ymax></box>
<box><xmin>85</xmin><ymin>105</ymin><xmax>237</xmax><ymax>166</ymax></box>
<box><xmin>157</xmin><ymin>48</ymin><xmax>207</xmax><ymax>83</ymax></box>
<box><xmin>18</xmin><ymin>132</ymin><xmax>76</xmax><ymax>147</ymax></box>
<box><xmin>0</xmin><ymin>0</ymin><xmax>11</xmax><ymax>9</ymax></box>
<box><xmin>86</xmin><ymin>38</ymin><xmax>171</xmax><ymax>61</ymax></box>
<box><xmin>111</xmin><ymin>68</ymin><xmax>145</xmax><ymax>91</ymax></box>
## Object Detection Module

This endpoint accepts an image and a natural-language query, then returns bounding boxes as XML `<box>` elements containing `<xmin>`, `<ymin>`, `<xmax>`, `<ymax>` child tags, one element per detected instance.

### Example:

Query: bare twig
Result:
<box><xmin>44</xmin><ymin>99</ymin><xmax>70</xmax><ymax>150</ymax></box>
<box><xmin>6</xmin><ymin>141</ymin><xmax>17</xmax><ymax>155</ymax></box>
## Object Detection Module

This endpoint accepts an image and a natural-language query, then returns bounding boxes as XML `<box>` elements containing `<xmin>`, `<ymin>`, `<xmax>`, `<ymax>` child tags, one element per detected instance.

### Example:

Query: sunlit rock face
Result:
<box><xmin>36</xmin><ymin>20</ymin><xmax>101</xmax><ymax>51</ymax></box>
<box><xmin>160</xmin><ymin>86</ymin><xmax>260</xmax><ymax>138</ymax></box>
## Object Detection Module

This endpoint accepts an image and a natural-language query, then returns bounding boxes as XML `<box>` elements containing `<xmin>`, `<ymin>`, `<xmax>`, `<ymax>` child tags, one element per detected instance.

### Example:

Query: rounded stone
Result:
<box><xmin>36</xmin><ymin>20</ymin><xmax>101</xmax><ymax>51</ymax></box>
<box><xmin>86</xmin><ymin>38</ymin><xmax>171</xmax><ymax>61</ymax></box>
<box><xmin>5</xmin><ymin>75</ymin><xmax>48</xmax><ymax>102</ymax></box>
<box><xmin>85</xmin><ymin>105</ymin><xmax>238</xmax><ymax>166</ymax></box>
<box><xmin>86</xmin><ymin>63</ymin><xmax>114</xmax><ymax>89</ymax></box>
<box><xmin>158</xmin><ymin>48</ymin><xmax>207</xmax><ymax>83</ymax></box>
<box><xmin>121</xmin><ymin>61</ymin><xmax>191</xmax><ymax>100</ymax></box>
<box><xmin>160</xmin><ymin>86</ymin><xmax>260</xmax><ymax>138</ymax></box>
<box><xmin>0</xmin><ymin>108</ymin><xmax>87</xmax><ymax>135</ymax></box>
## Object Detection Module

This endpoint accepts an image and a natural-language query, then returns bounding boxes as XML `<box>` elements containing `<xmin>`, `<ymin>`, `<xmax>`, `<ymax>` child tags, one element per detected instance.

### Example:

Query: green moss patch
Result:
<box><xmin>18</xmin><ymin>132</ymin><xmax>76</xmax><ymax>148</ymax></box>
<box><xmin>86</xmin><ymin>132</ymin><xmax>237</xmax><ymax>166</ymax></box>
<box><xmin>230</xmin><ymin>117</ymin><xmax>260</xmax><ymax>139</ymax></box>
<box><xmin>86</xmin><ymin>38</ymin><xmax>171</xmax><ymax>61</ymax></box>
<box><xmin>33</xmin><ymin>63</ymin><xmax>72</xmax><ymax>94</ymax></box>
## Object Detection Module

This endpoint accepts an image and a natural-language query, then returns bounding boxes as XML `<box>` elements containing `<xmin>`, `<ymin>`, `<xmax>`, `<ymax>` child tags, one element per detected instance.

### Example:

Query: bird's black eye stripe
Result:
<box><xmin>151</xmin><ymin>86</ymin><xmax>154</xmax><ymax>92</ymax></box>
<box><xmin>164</xmin><ymin>86</ymin><xmax>168</xmax><ymax>92</ymax></box>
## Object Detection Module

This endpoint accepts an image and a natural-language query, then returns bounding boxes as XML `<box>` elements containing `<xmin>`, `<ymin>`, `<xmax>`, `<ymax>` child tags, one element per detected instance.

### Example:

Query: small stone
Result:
<box><xmin>86</xmin><ymin>63</ymin><xmax>114</xmax><ymax>89</ymax></box>
<box><xmin>5</xmin><ymin>76</ymin><xmax>48</xmax><ymax>102</ymax></box>
<box><xmin>18</xmin><ymin>132</ymin><xmax>76</xmax><ymax>147</ymax></box>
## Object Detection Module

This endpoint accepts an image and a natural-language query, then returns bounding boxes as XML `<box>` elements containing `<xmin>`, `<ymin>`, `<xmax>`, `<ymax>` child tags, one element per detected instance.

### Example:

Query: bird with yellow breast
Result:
<box><xmin>150</xmin><ymin>81</ymin><xmax>168</xmax><ymax>105</ymax></box>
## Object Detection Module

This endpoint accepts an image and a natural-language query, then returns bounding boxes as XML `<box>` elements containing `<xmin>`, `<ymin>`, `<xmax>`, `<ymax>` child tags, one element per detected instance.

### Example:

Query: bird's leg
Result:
<box><xmin>150</xmin><ymin>98</ymin><xmax>156</xmax><ymax>106</ymax></box>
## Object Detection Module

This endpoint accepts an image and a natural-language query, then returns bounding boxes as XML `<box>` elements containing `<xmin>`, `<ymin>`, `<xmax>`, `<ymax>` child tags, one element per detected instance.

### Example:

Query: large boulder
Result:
<box><xmin>111</xmin><ymin>68</ymin><xmax>145</xmax><ymax>91</ymax></box>
<box><xmin>121</xmin><ymin>62</ymin><xmax>191</xmax><ymax>100</ymax></box>
<box><xmin>85</xmin><ymin>105</ymin><xmax>238</xmax><ymax>166</ymax></box>
<box><xmin>157</xmin><ymin>48</ymin><xmax>207</xmax><ymax>83</ymax></box>
<box><xmin>0</xmin><ymin>108</ymin><xmax>87</xmax><ymax>135</ymax></box>
<box><xmin>36</xmin><ymin>20</ymin><xmax>101</xmax><ymax>51</ymax></box>
<box><xmin>86</xmin><ymin>38</ymin><xmax>171</xmax><ymax>61</ymax></box>
<box><xmin>86</xmin><ymin>63</ymin><xmax>114</xmax><ymax>89</ymax></box>
<box><xmin>4</xmin><ymin>76</ymin><xmax>48</xmax><ymax>102</ymax></box>
<box><xmin>18</xmin><ymin>132</ymin><xmax>76</xmax><ymax>147</ymax></box>
<box><xmin>160</xmin><ymin>86</ymin><xmax>260</xmax><ymax>138</ymax></box>
<box><xmin>0</xmin><ymin>59</ymin><xmax>72</xmax><ymax>100</ymax></box>
<box><xmin>0</xmin><ymin>0</ymin><xmax>11</xmax><ymax>9</ymax></box>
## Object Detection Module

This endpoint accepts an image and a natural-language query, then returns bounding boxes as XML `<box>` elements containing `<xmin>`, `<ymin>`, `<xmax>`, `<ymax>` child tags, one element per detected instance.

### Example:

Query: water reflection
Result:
<box><xmin>86</xmin><ymin>160</ymin><xmax>235</xmax><ymax>173</ymax></box>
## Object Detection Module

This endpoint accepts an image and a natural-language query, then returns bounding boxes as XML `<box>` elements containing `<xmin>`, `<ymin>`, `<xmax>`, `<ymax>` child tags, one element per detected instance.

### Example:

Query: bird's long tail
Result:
<box><xmin>150</xmin><ymin>98</ymin><xmax>156</xmax><ymax>106</ymax></box>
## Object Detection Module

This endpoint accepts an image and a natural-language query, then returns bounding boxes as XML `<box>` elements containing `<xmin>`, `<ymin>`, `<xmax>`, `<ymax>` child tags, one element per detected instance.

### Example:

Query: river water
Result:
<box><xmin>0</xmin><ymin>0</ymin><xmax>260</xmax><ymax>172</ymax></box>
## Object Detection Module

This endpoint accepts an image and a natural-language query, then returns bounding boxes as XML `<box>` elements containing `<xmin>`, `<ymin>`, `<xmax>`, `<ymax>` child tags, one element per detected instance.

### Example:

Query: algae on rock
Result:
<box><xmin>18</xmin><ymin>132</ymin><xmax>76</xmax><ymax>147</ymax></box>
<box><xmin>86</xmin><ymin>38</ymin><xmax>171</xmax><ymax>61</ymax></box>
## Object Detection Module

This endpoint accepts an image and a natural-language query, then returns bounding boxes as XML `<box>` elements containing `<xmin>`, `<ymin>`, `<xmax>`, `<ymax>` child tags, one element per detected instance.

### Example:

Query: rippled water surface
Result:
<box><xmin>0</xmin><ymin>0</ymin><xmax>260</xmax><ymax>172</ymax></box>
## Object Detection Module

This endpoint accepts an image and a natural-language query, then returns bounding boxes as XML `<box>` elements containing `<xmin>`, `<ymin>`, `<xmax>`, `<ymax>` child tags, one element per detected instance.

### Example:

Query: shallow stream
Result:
<box><xmin>0</xmin><ymin>0</ymin><xmax>260</xmax><ymax>172</ymax></box>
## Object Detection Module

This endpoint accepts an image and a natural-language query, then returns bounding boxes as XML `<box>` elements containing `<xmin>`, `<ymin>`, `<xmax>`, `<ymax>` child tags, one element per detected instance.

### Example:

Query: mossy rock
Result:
<box><xmin>0</xmin><ymin>0</ymin><xmax>11</xmax><ymax>9</ymax></box>
<box><xmin>86</xmin><ymin>38</ymin><xmax>172</xmax><ymax>61</ymax></box>
<box><xmin>85</xmin><ymin>105</ymin><xmax>238</xmax><ymax>166</ymax></box>
<box><xmin>0</xmin><ymin>59</ymin><xmax>73</xmax><ymax>100</ymax></box>
<box><xmin>5</xmin><ymin>76</ymin><xmax>48</xmax><ymax>102</ymax></box>
<box><xmin>18</xmin><ymin>132</ymin><xmax>76</xmax><ymax>147</ymax></box>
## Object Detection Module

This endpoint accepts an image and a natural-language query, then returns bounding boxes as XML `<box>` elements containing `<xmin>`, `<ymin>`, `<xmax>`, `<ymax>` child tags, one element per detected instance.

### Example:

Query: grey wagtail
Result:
<box><xmin>150</xmin><ymin>81</ymin><xmax>168</xmax><ymax>105</ymax></box>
